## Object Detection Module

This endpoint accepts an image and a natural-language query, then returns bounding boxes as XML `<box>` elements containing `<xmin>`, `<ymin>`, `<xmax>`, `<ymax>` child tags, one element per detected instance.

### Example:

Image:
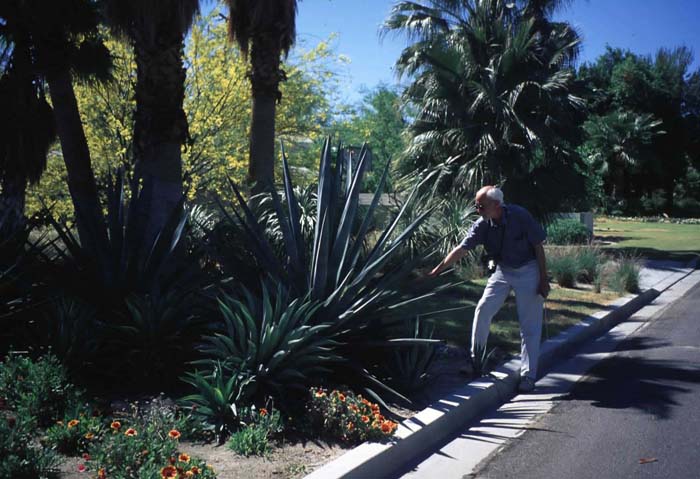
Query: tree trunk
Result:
<box><xmin>132</xmin><ymin>26</ymin><xmax>187</xmax><ymax>245</ymax></box>
<box><xmin>46</xmin><ymin>67</ymin><xmax>109</xmax><ymax>261</ymax></box>
<box><xmin>248</xmin><ymin>32</ymin><xmax>283</xmax><ymax>193</ymax></box>
<box><xmin>0</xmin><ymin>174</ymin><xmax>26</xmax><ymax>238</ymax></box>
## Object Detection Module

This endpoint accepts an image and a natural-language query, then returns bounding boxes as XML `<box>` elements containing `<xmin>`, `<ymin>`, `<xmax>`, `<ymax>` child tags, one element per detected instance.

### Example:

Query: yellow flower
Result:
<box><xmin>178</xmin><ymin>453</ymin><xmax>190</xmax><ymax>463</ymax></box>
<box><xmin>67</xmin><ymin>419</ymin><xmax>79</xmax><ymax>428</ymax></box>
<box><xmin>168</xmin><ymin>429</ymin><xmax>181</xmax><ymax>439</ymax></box>
<box><xmin>84</xmin><ymin>432</ymin><xmax>95</xmax><ymax>440</ymax></box>
<box><xmin>124</xmin><ymin>428</ymin><xmax>137</xmax><ymax>437</ymax></box>
<box><xmin>110</xmin><ymin>421</ymin><xmax>121</xmax><ymax>431</ymax></box>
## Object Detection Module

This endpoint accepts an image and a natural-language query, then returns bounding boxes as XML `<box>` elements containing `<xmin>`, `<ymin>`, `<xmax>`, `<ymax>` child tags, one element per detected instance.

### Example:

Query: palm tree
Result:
<box><xmin>384</xmin><ymin>0</ymin><xmax>586</xmax><ymax>217</ymax></box>
<box><xmin>225</xmin><ymin>0</ymin><xmax>298</xmax><ymax>192</ymax></box>
<box><xmin>583</xmin><ymin>111</ymin><xmax>664</xmax><ymax>204</ymax></box>
<box><xmin>0</xmin><ymin>0</ymin><xmax>112</xmax><ymax>257</ymax></box>
<box><xmin>0</xmin><ymin>38</ymin><xmax>56</xmax><ymax>238</ymax></box>
<box><xmin>103</xmin><ymin>0</ymin><xmax>200</xmax><ymax>239</ymax></box>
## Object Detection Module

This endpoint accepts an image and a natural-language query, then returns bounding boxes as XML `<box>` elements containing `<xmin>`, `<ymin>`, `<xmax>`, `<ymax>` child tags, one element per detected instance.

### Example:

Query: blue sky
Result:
<box><xmin>293</xmin><ymin>0</ymin><xmax>700</xmax><ymax>103</ymax></box>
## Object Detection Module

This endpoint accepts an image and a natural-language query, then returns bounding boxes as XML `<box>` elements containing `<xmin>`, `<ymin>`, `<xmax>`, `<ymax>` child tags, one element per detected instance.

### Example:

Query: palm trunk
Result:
<box><xmin>248</xmin><ymin>32</ymin><xmax>283</xmax><ymax>193</ymax></box>
<box><xmin>132</xmin><ymin>28</ymin><xmax>187</xmax><ymax>244</ymax></box>
<box><xmin>46</xmin><ymin>67</ymin><xmax>109</xmax><ymax>260</ymax></box>
<box><xmin>0</xmin><ymin>174</ymin><xmax>26</xmax><ymax>237</ymax></box>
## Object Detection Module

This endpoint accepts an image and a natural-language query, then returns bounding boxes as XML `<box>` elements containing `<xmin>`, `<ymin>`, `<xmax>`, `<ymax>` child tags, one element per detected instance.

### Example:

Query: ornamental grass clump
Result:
<box><xmin>306</xmin><ymin>387</ymin><xmax>399</xmax><ymax>444</ymax></box>
<box><xmin>574</xmin><ymin>246</ymin><xmax>605</xmax><ymax>284</ymax></box>
<box><xmin>546</xmin><ymin>247</ymin><xmax>578</xmax><ymax>288</ymax></box>
<box><xmin>608</xmin><ymin>254</ymin><xmax>642</xmax><ymax>294</ymax></box>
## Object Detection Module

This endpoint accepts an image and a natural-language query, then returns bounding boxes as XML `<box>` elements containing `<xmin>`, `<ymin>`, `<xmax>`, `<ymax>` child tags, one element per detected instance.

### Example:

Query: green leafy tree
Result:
<box><xmin>578</xmin><ymin>46</ymin><xmax>700</xmax><ymax>213</ymax></box>
<box><xmin>332</xmin><ymin>84</ymin><xmax>408</xmax><ymax>192</ymax></box>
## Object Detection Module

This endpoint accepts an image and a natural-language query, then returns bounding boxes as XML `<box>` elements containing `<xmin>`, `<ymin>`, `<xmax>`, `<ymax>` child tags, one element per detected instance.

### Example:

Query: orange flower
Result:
<box><xmin>185</xmin><ymin>472</ymin><xmax>194</xmax><ymax>477</ymax></box>
<box><xmin>381</xmin><ymin>421</ymin><xmax>397</xmax><ymax>434</ymax></box>
<box><xmin>314</xmin><ymin>390</ymin><xmax>326</xmax><ymax>398</ymax></box>
<box><xmin>124</xmin><ymin>428</ymin><xmax>137</xmax><ymax>437</ymax></box>
<box><xmin>160</xmin><ymin>466</ymin><xmax>178</xmax><ymax>478</ymax></box>
<box><xmin>190</xmin><ymin>466</ymin><xmax>201</xmax><ymax>474</ymax></box>
<box><xmin>97</xmin><ymin>468</ymin><xmax>107</xmax><ymax>479</ymax></box>
<box><xmin>84</xmin><ymin>432</ymin><xmax>95</xmax><ymax>440</ymax></box>
<box><xmin>349</xmin><ymin>405</ymin><xmax>359</xmax><ymax>413</ymax></box>
<box><xmin>360</xmin><ymin>415</ymin><xmax>370</xmax><ymax>423</ymax></box>
<box><xmin>168</xmin><ymin>429</ymin><xmax>181</xmax><ymax>439</ymax></box>
<box><xmin>110</xmin><ymin>421</ymin><xmax>121</xmax><ymax>431</ymax></box>
<box><xmin>259</xmin><ymin>408</ymin><xmax>268</xmax><ymax>417</ymax></box>
<box><xmin>338</xmin><ymin>394</ymin><xmax>346</xmax><ymax>402</ymax></box>
<box><xmin>346</xmin><ymin>422</ymin><xmax>354</xmax><ymax>431</ymax></box>
<box><xmin>178</xmin><ymin>453</ymin><xmax>190</xmax><ymax>463</ymax></box>
<box><xmin>68</xmin><ymin>419</ymin><xmax>80</xmax><ymax>428</ymax></box>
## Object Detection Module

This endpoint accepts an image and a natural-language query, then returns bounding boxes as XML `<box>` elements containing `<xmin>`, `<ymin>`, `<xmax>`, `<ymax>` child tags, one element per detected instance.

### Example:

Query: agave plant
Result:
<box><xmin>378</xmin><ymin>316</ymin><xmax>440</xmax><ymax>395</ymax></box>
<box><xmin>211</xmin><ymin>137</ymin><xmax>454</xmax><ymax>404</ymax></box>
<box><xmin>181</xmin><ymin>362</ymin><xmax>256</xmax><ymax>444</ymax></box>
<box><xmin>195</xmin><ymin>281</ymin><xmax>339</xmax><ymax>402</ymax></box>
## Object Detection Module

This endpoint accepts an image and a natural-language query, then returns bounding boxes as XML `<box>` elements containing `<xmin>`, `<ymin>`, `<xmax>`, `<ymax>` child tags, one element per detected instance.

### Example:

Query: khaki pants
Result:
<box><xmin>471</xmin><ymin>260</ymin><xmax>544</xmax><ymax>379</ymax></box>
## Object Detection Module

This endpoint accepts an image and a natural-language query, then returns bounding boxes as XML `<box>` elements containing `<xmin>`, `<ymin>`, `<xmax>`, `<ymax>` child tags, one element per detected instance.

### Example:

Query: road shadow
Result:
<box><xmin>560</xmin><ymin>347</ymin><xmax>700</xmax><ymax>420</ymax></box>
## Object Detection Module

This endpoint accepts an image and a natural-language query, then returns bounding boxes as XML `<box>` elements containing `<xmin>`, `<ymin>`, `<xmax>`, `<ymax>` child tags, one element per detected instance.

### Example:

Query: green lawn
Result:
<box><xmin>415</xmin><ymin>279</ymin><xmax>618</xmax><ymax>358</ymax></box>
<box><xmin>594</xmin><ymin>217</ymin><xmax>700</xmax><ymax>261</ymax></box>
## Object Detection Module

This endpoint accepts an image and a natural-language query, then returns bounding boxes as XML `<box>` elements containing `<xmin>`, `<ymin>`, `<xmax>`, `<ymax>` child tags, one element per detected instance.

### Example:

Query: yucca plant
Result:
<box><xmin>41</xmin><ymin>168</ymin><xmax>190</xmax><ymax>300</ymax></box>
<box><xmin>212</xmin><ymin>137</ymin><xmax>454</xmax><ymax>405</ymax></box>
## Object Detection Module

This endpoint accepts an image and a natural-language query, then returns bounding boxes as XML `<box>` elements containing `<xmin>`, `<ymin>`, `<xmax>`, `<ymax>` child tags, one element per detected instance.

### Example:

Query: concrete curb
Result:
<box><xmin>306</xmin><ymin>257</ymin><xmax>699</xmax><ymax>479</ymax></box>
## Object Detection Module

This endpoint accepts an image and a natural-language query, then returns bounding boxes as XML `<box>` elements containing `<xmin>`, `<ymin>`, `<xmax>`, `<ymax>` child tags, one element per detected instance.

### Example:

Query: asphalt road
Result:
<box><xmin>474</xmin><ymin>282</ymin><xmax>700</xmax><ymax>479</ymax></box>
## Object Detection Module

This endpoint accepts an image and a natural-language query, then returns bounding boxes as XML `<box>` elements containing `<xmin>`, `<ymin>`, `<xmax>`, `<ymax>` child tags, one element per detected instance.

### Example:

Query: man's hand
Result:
<box><xmin>538</xmin><ymin>278</ymin><xmax>550</xmax><ymax>299</ymax></box>
<box><xmin>427</xmin><ymin>265</ymin><xmax>442</xmax><ymax>278</ymax></box>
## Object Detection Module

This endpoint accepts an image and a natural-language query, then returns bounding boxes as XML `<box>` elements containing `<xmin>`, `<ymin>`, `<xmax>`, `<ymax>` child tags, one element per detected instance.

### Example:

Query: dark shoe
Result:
<box><xmin>518</xmin><ymin>376</ymin><xmax>536</xmax><ymax>393</ymax></box>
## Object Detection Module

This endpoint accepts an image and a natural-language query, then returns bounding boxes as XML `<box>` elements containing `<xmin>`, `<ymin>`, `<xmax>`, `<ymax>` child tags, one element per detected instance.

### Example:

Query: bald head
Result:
<box><xmin>475</xmin><ymin>185</ymin><xmax>504</xmax><ymax>220</ymax></box>
<box><xmin>476</xmin><ymin>186</ymin><xmax>503</xmax><ymax>205</ymax></box>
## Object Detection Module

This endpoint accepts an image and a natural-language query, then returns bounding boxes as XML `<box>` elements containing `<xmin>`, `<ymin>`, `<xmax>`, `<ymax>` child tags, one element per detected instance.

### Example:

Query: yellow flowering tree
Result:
<box><xmin>26</xmin><ymin>11</ymin><xmax>345</xmax><ymax>215</ymax></box>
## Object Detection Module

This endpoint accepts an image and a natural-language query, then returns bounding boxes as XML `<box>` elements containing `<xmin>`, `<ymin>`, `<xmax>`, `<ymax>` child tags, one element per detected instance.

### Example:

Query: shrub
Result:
<box><xmin>85</xmin><ymin>412</ymin><xmax>216</xmax><ymax>478</ymax></box>
<box><xmin>0</xmin><ymin>353</ymin><xmax>82</xmax><ymax>428</ymax></box>
<box><xmin>546</xmin><ymin>247</ymin><xmax>578</xmax><ymax>288</ymax></box>
<box><xmin>306</xmin><ymin>388</ymin><xmax>398</xmax><ymax>444</ymax></box>
<box><xmin>44</xmin><ymin>408</ymin><xmax>104</xmax><ymax>455</ymax></box>
<box><xmin>227</xmin><ymin>407</ymin><xmax>283</xmax><ymax>457</ymax></box>
<box><xmin>0</xmin><ymin>413</ymin><xmax>61</xmax><ymax>479</ymax></box>
<box><xmin>608</xmin><ymin>255</ymin><xmax>642</xmax><ymax>293</ymax></box>
<box><xmin>547</xmin><ymin>218</ymin><xmax>589</xmax><ymax>245</ymax></box>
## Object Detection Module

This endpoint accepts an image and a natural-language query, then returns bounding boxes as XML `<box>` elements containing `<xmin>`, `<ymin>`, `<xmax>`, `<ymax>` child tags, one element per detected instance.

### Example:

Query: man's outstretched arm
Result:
<box><xmin>428</xmin><ymin>245</ymin><xmax>469</xmax><ymax>277</ymax></box>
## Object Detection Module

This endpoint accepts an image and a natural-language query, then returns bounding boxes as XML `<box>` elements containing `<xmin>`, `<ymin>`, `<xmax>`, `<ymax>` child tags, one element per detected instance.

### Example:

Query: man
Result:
<box><xmin>428</xmin><ymin>186</ymin><xmax>550</xmax><ymax>392</ymax></box>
